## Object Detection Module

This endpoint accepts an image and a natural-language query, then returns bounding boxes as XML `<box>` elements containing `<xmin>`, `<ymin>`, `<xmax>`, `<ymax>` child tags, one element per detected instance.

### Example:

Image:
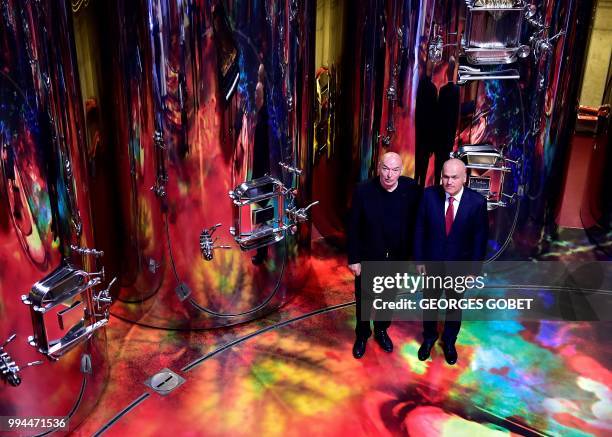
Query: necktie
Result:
<box><xmin>445</xmin><ymin>196</ymin><xmax>454</xmax><ymax>236</ymax></box>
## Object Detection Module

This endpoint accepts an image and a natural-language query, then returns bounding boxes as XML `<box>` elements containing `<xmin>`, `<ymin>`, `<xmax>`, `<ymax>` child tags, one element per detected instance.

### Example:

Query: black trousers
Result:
<box><xmin>422</xmin><ymin>287</ymin><xmax>463</xmax><ymax>345</ymax></box>
<box><xmin>354</xmin><ymin>275</ymin><xmax>393</xmax><ymax>339</ymax></box>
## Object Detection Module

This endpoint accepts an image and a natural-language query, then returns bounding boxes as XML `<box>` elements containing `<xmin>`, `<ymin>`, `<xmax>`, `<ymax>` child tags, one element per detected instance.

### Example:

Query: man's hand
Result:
<box><xmin>416</xmin><ymin>264</ymin><xmax>426</xmax><ymax>275</ymax></box>
<box><xmin>348</xmin><ymin>263</ymin><xmax>361</xmax><ymax>277</ymax></box>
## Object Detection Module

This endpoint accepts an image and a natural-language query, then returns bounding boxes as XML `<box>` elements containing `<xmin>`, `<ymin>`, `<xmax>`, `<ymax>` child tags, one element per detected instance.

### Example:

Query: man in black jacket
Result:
<box><xmin>347</xmin><ymin>152</ymin><xmax>421</xmax><ymax>358</ymax></box>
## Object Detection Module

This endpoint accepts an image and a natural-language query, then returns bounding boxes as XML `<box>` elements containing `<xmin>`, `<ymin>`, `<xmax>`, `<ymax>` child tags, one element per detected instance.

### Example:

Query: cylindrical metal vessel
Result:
<box><xmin>103</xmin><ymin>0</ymin><xmax>315</xmax><ymax>329</ymax></box>
<box><xmin>311</xmin><ymin>0</ymin><xmax>446</xmax><ymax>245</ymax></box>
<box><xmin>311</xmin><ymin>0</ymin><xmax>594</xmax><ymax>260</ymax></box>
<box><xmin>516</xmin><ymin>0</ymin><xmax>595</xmax><ymax>255</ymax></box>
<box><xmin>0</xmin><ymin>0</ymin><xmax>110</xmax><ymax>432</ymax></box>
<box><xmin>311</xmin><ymin>0</ymin><xmax>390</xmax><ymax>247</ymax></box>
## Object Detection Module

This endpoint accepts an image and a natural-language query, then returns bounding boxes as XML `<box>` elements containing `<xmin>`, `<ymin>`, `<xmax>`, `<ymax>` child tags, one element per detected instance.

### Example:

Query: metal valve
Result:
<box><xmin>286</xmin><ymin>201</ymin><xmax>319</xmax><ymax>223</ymax></box>
<box><xmin>524</xmin><ymin>3</ymin><xmax>565</xmax><ymax>60</ymax></box>
<box><xmin>525</xmin><ymin>4</ymin><xmax>542</xmax><ymax>28</ymax></box>
<box><xmin>531</xmin><ymin>30</ymin><xmax>564</xmax><ymax>58</ymax></box>
<box><xmin>93</xmin><ymin>277</ymin><xmax>116</xmax><ymax>314</ymax></box>
<box><xmin>1</xmin><ymin>334</ymin><xmax>43</xmax><ymax>387</ymax></box>
<box><xmin>151</xmin><ymin>175</ymin><xmax>168</xmax><ymax>198</ymax></box>
<box><xmin>278</xmin><ymin>161</ymin><xmax>303</xmax><ymax>176</ymax></box>
<box><xmin>153</xmin><ymin>130</ymin><xmax>166</xmax><ymax>149</ymax></box>
<box><xmin>286</xmin><ymin>96</ymin><xmax>294</xmax><ymax>112</ymax></box>
<box><xmin>199</xmin><ymin>223</ymin><xmax>231</xmax><ymax>261</ymax></box>
<box><xmin>71</xmin><ymin>245</ymin><xmax>104</xmax><ymax>258</ymax></box>
<box><xmin>428</xmin><ymin>33</ymin><xmax>443</xmax><ymax>64</ymax></box>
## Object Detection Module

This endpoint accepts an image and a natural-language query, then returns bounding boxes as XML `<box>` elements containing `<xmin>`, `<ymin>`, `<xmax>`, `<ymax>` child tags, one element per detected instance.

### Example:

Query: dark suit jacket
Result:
<box><xmin>414</xmin><ymin>186</ymin><xmax>488</xmax><ymax>265</ymax></box>
<box><xmin>347</xmin><ymin>176</ymin><xmax>421</xmax><ymax>264</ymax></box>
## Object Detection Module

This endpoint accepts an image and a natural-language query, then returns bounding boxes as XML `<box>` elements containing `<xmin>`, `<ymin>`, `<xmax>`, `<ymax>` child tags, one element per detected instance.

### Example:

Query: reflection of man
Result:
<box><xmin>414</xmin><ymin>62</ymin><xmax>438</xmax><ymax>187</ymax></box>
<box><xmin>252</xmin><ymin>64</ymin><xmax>270</xmax><ymax>265</ymax></box>
<box><xmin>252</xmin><ymin>64</ymin><xmax>269</xmax><ymax>180</ymax></box>
<box><xmin>348</xmin><ymin>152</ymin><xmax>421</xmax><ymax>359</ymax></box>
<box><xmin>434</xmin><ymin>57</ymin><xmax>460</xmax><ymax>186</ymax></box>
<box><xmin>414</xmin><ymin>158</ymin><xmax>488</xmax><ymax>365</ymax></box>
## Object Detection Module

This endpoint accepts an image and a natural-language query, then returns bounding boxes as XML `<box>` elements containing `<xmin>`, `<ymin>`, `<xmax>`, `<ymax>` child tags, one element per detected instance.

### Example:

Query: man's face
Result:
<box><xmin>441</xmin><ymin>160</ymin><xmax>466</xmax><ymax>196</ymax></box>
<box><xmin>378</xmin><ymin>155</ymin><xmax>402</xmax><ymax>190</ymax></box>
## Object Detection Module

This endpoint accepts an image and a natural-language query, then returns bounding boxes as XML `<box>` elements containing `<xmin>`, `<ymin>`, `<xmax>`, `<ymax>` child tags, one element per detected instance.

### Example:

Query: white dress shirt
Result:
<box><xmin>444</xmin><ymin>187</ymin><xmax>464</xmax><ymax>220</ymax></box>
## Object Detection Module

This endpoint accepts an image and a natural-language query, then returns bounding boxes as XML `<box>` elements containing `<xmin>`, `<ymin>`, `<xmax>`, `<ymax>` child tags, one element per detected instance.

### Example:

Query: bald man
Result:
<box><xmin>414</xmin><ymin>158</ymin><xmax>488</xmax><ymax>365</ymax></box>
<box><xmin>347</xmin><ymin>152</ymin><xmax>422</xmax><ymax>358</ymax></box>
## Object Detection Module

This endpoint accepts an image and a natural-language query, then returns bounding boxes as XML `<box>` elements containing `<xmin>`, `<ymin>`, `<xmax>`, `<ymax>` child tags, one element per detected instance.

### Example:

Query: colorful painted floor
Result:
<box><xmin>73</xmin><ymin>233</ymin><xmax>612</xmax><ymax>437</ymax></box>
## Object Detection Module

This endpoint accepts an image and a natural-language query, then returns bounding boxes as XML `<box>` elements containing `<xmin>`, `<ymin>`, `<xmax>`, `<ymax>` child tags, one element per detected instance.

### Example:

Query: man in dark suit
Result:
<box><xmin>414</xmin><ymin>158</ymin><xmax>488</xmax><ymax>365</ymax></box>
<box><xmin>347</xmin><ymin>152</ymin><xmax>421</xmax><ymax>359</ymax></box>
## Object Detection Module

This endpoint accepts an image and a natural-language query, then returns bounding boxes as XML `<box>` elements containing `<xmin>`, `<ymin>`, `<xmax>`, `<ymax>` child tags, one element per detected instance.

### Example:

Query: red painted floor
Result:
<box><xmin>72</xmin><ymin>237</ymin><xmax>612</xmax><ymax>436</ymax></box>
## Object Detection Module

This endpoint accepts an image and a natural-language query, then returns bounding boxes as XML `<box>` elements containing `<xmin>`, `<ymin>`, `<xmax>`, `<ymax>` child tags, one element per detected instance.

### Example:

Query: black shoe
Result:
<box><xmin>352</xmin><ymin>337</ymin><xmax>367</xmax><ymax>359</ymax></box>
<box><xmin>417</xmin><ymin>339</ymin><xmax>436</xmax><ymax>361</ymax></box>
<box><xmin>374</xmin><ymin>330</ymin><xmax>393</xmax><ymax>353</ymax></box>
<box><xmin>442</xmin><ymin>342</ymin><xmax>458</xmax><ymax>365</ymax></box>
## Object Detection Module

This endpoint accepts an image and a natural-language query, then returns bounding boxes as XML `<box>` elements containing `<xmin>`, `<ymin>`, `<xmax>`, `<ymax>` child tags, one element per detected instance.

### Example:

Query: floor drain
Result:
<box><xmin>144</xmin><ymin>368</ymin><xmax>185</xmax><ymax>395</ymax></box>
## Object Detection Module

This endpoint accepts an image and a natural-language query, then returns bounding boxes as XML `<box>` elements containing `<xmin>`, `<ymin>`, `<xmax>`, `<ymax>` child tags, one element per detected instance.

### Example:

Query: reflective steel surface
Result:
<box><xmin>0</xmin><ymin>0</ymin><xmax>108</xmax><ymax>431</ymax></box>
<box><xmin>0</xmin><ymin>2</ymin><xmax>597</xmax><ymax>414</ymax></box>
<box><xmin>102</xmin><ymin>0</ymin><xmax>315</xmax><ymax>328</ymax></box>
<box><xmin>311</xmin><ymin>0</ymin><xmax>594</xmax><ymax>260</ymax></box>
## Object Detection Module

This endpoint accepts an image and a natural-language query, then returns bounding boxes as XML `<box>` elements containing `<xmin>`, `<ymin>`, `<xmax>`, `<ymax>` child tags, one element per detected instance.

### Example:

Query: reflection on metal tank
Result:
<box><xmin>311</xmin><ymin>0</ymin><xmax>392</xmax><ymax>246</ymax></box>
<box><xmin>417</xmin><ymin>0</ymin><xmax>592</xmax><ymax>260</ymax></box>
<box><xmin>450</xmin><ymin>0</ymin><xmax>594</xmax><ymax>258</ymax></box>
<box><xmin>0</xmin><ymin>0</ymin><xmax>111</xmax><ymax>431</ymax></box>
<box><xmin>517</xmin><ymin>0</ymin><xmax>595</xmax><ymax>256</ymax></box>
<box><xmin>408</xmin><ymin>0</ymin><xmax>593</xmax><ymax>260</ymax></box>
<box><xmin>104</xmin><ymin>0</ymin><xmax>316</xmax><ymax>329</ymax></box>
<box><xmin>312</xmin><ymin>0</ymin><xmax>594</xmax><ymax>260</ymax></box>
<box><xmin>311</xmin><ymin>0</ymin><xmax>451</xmax><ymax>244</ymax></box>
<box><xmin>310</xmin><ymin>0</ymin><xmax>348</xmax><ymax>245</ymax></box>
<box><xmin>311</xmin><ymin>0</ymin><xmax>453</xmax><ymax>245</ymax></box>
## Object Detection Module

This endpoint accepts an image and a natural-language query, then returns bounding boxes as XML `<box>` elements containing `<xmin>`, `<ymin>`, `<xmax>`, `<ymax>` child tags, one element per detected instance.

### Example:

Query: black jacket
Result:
<box><xmin>347</xmin><ymin>176</ymin><xmax>421</xmax><ymax>264</ymax></box>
